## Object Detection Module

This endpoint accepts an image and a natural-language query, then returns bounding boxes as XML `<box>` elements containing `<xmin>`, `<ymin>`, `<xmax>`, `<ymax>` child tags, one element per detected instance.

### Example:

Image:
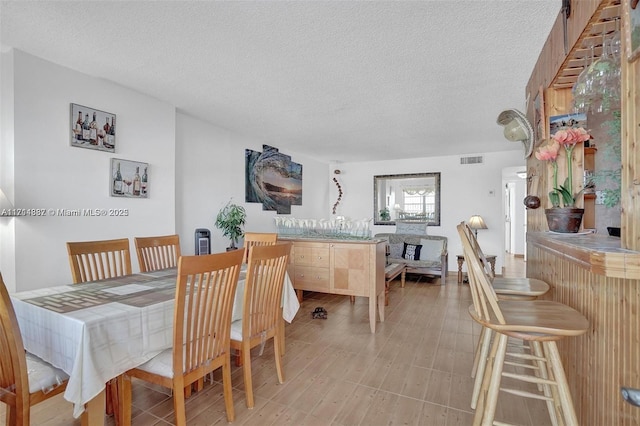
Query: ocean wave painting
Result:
<box><xmin>245</xmin><ymin>145</ymin><xmax>302</xmax><ymax>214</ymax></box>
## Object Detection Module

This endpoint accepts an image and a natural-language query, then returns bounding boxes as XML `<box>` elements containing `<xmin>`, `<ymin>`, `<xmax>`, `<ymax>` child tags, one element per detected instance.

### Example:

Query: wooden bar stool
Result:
<box><xmin>461</xmin><ymin>223</ymin><xmax>552</xmax><ymax>409</ymax></box>
<box><xmin>457</xmin><ymin>224</ymin><xmax>588</xmax><ymax>425</ymax></box>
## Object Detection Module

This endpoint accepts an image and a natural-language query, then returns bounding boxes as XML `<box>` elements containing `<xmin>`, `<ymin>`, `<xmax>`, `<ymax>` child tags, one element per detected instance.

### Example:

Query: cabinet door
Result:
<box><xmin>330</xmin><ymin>243</ymin><xmax>369</xmax><ymax>296</ymax></box>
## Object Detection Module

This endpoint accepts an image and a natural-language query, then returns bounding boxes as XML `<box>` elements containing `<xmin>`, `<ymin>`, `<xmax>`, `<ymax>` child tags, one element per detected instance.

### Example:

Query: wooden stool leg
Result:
<box><xmin>471</xmin><ymin>327</ymin><xmax>492</xmax><ymax>410</ymax></box>
<box><xmin>545</xmin><ymin>341</ymin><xmax>579</xmax><ymax>425</ymax></box>
<box><xmin>473</xmin><ymin>329</ymin><xmax>500</xmax><ymax>426</ymax></box>
<box><xmin>531</xmin><ymin>341</ymin><xmax>560</xmax><ymax>426</ymax></box>
<box><xmin>480</xmin><ymin>333</ymin><xmax>508</xmax><ymax>426</ymax></box>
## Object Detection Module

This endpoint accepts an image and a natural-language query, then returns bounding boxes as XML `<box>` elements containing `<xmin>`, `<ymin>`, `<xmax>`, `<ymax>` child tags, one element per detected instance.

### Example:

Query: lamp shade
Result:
<box><xmin>468</xmin><ymin>215</ymin><xmax>488</xmax><ymax>231</ymax></box>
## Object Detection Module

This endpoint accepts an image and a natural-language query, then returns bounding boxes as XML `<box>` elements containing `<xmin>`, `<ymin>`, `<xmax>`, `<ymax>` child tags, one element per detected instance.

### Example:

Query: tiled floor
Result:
<box><xmin>3</xmin><ymin>255</ymin><xmax>552</xmax><ymax>425</ymax></box>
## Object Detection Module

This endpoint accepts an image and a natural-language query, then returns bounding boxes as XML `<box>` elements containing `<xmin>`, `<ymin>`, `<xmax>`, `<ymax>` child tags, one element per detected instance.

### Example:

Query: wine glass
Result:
<box><xmin>572</xmin><ymin>42</ymin><xmax>594</xmax><ymax>113</ymax></box>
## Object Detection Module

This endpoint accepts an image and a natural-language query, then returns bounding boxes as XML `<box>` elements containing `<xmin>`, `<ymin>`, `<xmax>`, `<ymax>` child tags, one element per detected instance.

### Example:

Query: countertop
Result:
<box><xmin>278</xmin><ymin>236</ymin><xmax>386</xmax><ymax>244</ymax></box>
<box><xmin>527</xmin><ymin>232</ymin><xmax>640</xmax><ymax>279</ymax></box>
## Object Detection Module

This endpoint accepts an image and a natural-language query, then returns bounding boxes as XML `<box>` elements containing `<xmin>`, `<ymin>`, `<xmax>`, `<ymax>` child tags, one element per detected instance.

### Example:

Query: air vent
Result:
<box><xmin>460</xmin><ymin>155</ymin><xmax>483</xmax><ymax>165</ymax></box>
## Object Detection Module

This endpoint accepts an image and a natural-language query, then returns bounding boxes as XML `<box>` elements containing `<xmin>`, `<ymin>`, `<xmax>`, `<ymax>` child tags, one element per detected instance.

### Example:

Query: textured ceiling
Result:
<box><xmin>0</xmin><ymin>0</ymin><xmax>561</xmax><ymax>163</ymax></box>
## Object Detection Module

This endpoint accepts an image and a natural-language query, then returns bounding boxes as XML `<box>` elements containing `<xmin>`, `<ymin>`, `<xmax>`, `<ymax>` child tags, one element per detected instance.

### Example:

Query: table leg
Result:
<box><xmin>279</xmin><ymin>314</ymin><xmax>285</xmax><ymax>356</ymax></box>
<box><xmin>457</xmin><ymin>257</ymin><xmax>464</xmax><ymax>284</ymax></box>
<box><xmin>82</xmin><ymin>388</ymin><xmax>106</xmax><ymax>426</ymax></box>
<box><xmin>385</xmin><ymin>280</ymin><xmax>389</xmax><ymax>306</ymax></box>
<box><xmin>117</xmin><ymin>375</ymin><xmax>131</xmax><ymax>426</ymax></box>
<box><xmin>369</xmin><ymin>295</ymin><xmax>376</xmax><ymax>333</ymax></box>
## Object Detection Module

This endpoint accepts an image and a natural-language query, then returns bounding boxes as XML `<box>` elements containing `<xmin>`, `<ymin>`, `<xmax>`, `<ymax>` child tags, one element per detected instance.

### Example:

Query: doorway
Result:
<box><xmin>501</xmin><ymin>167</ymin><xmax>526</xmax><ymax>257</ymax></box>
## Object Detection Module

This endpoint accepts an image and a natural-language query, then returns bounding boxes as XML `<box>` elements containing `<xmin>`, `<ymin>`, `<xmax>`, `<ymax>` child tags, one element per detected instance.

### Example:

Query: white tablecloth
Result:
<box><xmin>11</xmin><ymin>267</ymin><xmax>298</xmax><ymax>418</ymax></box>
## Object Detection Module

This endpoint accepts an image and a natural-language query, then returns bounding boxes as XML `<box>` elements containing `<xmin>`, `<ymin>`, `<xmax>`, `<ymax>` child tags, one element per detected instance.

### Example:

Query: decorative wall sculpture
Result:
<box><xmin>245</xmin><ymin>145</ymin><xmax>302</xmax><ymax>214</ymax></box>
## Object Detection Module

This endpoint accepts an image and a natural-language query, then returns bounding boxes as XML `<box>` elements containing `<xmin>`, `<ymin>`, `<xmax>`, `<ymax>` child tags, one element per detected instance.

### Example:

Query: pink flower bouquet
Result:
<box><xmin>535</xmin><ymin>127</ymin><xmax>591</xmax><ymax>208</ymax></box>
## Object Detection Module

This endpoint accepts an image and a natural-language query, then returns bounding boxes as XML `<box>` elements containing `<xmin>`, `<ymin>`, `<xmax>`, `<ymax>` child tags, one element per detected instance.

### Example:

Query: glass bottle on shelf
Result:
<box><xmin>133</xmin><ymin>167</ymin><xmax>141</xmax><ymax>196</ymax></box>
<box><xmin>114</xmin><ymin>162</ymin><xmax>123</xmax><ymax>195</ymax></box>
<box><xmin>82</xmin><ymin>113</ymin><xmax>91</xmax><ymax>141</ymax></box>
<box><xmin>89</xmin><ymin>112</ymin><xmax>98</xmax><ymax>145</ymax></box>
<box><xmin>141</xmin><ymin>167</ymin><xmax>148</xmax><ymax>196</ymax></box>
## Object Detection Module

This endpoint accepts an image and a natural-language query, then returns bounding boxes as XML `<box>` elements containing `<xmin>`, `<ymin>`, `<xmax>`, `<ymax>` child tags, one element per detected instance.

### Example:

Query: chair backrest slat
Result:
<box><xmin>463</xmin><ymin>223</ymin><xmax>495</xmax><ymax>279</ymax></box>
<box><xmin>66</xmin><ymin>238</ymin><xmax>132</xmax><ymax>283</ymax></box>
<box><xmin>242</xmin><ymin>232</ymin><xmax>278</xmax><ymax>263</ymax></box>
<box><xmin>174</xmin><ymin>249</ymin><xmax>243</xmax><ymax>375</ymax></box>
<box><xmin>457</xmin><ymin>223</ymin><xmax>505</xmax><ymax>324</ymax></box>
<box><xmin>0</xmin><ymin>273</ymin><xmax>30</xmax><ymax>421</ymax></box>
<box><xmin>242</xmin><ymin>243</ymin><xmax>291</xmax><ymax>340</ymax></box>
<box><xmin>134</xmin><ymin>234</ymin><xmax>181</xmax><ymax>272</ymax></box>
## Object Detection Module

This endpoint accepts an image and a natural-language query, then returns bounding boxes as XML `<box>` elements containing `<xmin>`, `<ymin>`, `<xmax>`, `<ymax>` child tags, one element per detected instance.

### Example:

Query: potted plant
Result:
<box><xmin>535</xmin><ymin>127</ymin><xmax>591</xmax><ymax>233</ymax></box>
<box><xmin>214</xmin><ymin>201</ymin><xmax>246</xmax><ymax>250</ymax></box>
<box><xmin>379</xmin><ymin>207</ymin><xmax>390</xmax><ymax>221</ymax></box>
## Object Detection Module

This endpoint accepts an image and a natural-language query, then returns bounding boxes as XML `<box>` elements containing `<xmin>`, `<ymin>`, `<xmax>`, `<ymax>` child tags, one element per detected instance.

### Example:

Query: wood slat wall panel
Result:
<box><xmin>526</xmin><ymin>0</ymin><xmax>604</xmax><ymax>105</ymax></box>
<box><xmin>529</xmin><ymin>245</ymin><xmax>640</xmax><ymax>425</ymax></box>
<box><xmin>622</xmin><ymin>3</ymin><xmax>640</xmax><ymax>251</ymax></box>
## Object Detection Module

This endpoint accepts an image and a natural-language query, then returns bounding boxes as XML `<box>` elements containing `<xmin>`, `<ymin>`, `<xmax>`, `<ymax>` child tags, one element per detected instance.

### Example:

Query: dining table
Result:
<box><xmin>10</xmin><ymin>265</ymin><xmax>299</xmax><ymax>425</ymax></box>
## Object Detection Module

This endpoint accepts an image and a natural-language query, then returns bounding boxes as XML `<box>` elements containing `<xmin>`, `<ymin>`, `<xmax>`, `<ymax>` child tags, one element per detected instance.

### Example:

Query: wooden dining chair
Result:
<box><xmin>0</xmin><ymin>273</ymin><xmax>69</xmax><ymax>426</ymax></box>
<box><xmin>66</xmin><ymin>238</ymin><xmax>132</xmax><ymax>283</ymax></box>
<box><xmin>242</xmin><ymin>232</ymin><xmax>278</xmax><ymax>263</ymax></box>
<box><xmin>119</xmin><ymin>249</ymin><xmax>244</xmax><ymax>425</ymax></box>
<box><xmin>134</xmin><ymin>234</ymin><xmax>181</xmax><ymax>272</ymax></box>
<box><xmin>461</xmin><ymin>222</ymin><xmax>552</xmax><ymax>408</ymax></box>
<box><xmin>230</xmin><ymin>242</ymin><xmax>291</xmax><ymax>408</ymax></box>
<box><xmin>66</xmin><ymin>237</ymin><xmax>132</xmax><ymax>420</ymax></box>
<box><xmin>457</xmin><ymin>223</ymin><xmax>589</xmax><ymax>425</ymax></box>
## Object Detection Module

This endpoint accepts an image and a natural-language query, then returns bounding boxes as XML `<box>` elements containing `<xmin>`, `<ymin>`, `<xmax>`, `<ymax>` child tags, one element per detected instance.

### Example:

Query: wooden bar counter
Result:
<box><xmin>527</xmin><ymin>232</ymin><xmax>640</xmax><ymax>425</ymax></box>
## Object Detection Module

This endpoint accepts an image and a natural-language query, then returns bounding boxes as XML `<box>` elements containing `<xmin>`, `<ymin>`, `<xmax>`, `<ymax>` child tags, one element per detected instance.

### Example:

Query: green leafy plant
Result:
<box><xmin>214</xmin><ymin>201</ymin><xmax>246</xmax><ymax>249</ymax></box>
<box><xmin>379</xmin><ymin>207</ymin><xmax>390</xmax><ymax>221</ymax></box>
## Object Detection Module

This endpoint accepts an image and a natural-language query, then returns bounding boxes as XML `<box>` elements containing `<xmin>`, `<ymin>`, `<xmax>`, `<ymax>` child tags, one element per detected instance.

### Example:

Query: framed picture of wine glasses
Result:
<box><xmin>70</xmin><ymin>103</ymin><xmax>116</xmax><ymax>152</ymax></box>
<box><xmin>110</xmin><ymin>158</ymin><xmax>149</xmax><ymax>198</ymax></box>
<box><xmin>625</xmin><ymin>0</ymin><xmax>640</xmax><ymax>62</ymax></box>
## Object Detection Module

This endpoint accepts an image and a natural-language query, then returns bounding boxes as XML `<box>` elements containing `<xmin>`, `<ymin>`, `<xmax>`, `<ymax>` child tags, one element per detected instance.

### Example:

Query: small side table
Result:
<box><xmin>384</xmin><ymin>263</ymin><xmax>406</xmax><ymax>306</ymax></box>
<box><xmin>457</xmin><ymin>254</ymin><xmax>496</xmax><ymax>284</ymax></box>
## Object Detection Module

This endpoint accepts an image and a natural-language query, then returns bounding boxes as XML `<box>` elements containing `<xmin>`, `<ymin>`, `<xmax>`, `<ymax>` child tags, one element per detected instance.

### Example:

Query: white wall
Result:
<box><xmin>175</xmin><ymin>112</ymin><xmax>330</xmax><ymax>255</ymax></box>
<box><xmin>1</xmin><ymin>48</ymin><xmax>522</xmax><ymax>290</ymax></box>
<box><xmin>329</xmin><ymin>151</ymin><xmax>525</xmax><ymax>273</ymax></box>
<box><xmin>1</xmin><ymin>49</ymin><xmax>176</xmax><ymax>291</ymax></box>
<box><xmin>0</xmin><ymin>49</ymin><xmax>331</xmax><ymax>292</ymax></box>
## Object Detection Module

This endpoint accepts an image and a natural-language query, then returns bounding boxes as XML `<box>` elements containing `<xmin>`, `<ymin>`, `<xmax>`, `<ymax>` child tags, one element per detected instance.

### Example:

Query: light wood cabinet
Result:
<box><xmin>284</xmin><ymin>238</ymin><xmax>386</xmax><ymax>333</ymax></box>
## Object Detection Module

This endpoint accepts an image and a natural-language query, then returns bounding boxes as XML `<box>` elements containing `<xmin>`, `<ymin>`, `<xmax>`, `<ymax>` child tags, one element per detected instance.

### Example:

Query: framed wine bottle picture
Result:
<box><xmin>110</xmin><ymin>158</ymin><xmax>149</xmax><ymax>198</ymax></box>
<box><xmin>70</xmin><ymin>103</ymin><xmax>116</xmax><ymax>153</ymax></box>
